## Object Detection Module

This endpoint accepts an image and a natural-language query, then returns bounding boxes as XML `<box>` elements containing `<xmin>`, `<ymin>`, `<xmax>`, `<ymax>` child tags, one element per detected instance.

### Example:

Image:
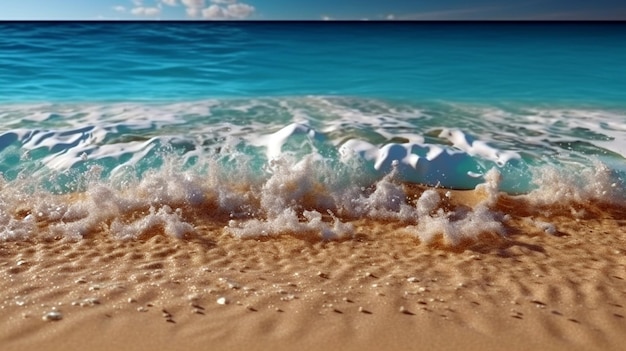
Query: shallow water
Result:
<box><xmin>0</xmin><ymin>22</ymin><xmax>624</xmax><ymax>243</ymax></box>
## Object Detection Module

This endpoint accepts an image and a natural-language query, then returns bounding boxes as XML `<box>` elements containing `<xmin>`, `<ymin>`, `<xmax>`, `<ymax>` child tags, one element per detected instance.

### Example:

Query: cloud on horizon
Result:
<box><xmin>117</xmin><ymin>0</ymin><xmax>255</xmax><ymax>19</ymax></box>
<box><xmin>130</xmin><ymin>6</ymin><xmax>162</xmax><ymax>17</ymax></box>
<box><xmin>202</xmin><ymin>3</ymin><xmax>255</xmax><ymax>19</ymax></box>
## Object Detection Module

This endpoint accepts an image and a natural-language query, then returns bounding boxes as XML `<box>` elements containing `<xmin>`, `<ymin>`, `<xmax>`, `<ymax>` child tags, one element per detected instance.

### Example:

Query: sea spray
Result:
<box><xmin>411</xmin><ymin>169</ymin><xmax>506</xmax><ymax>246</ymax></box>
<box><xmin>525</xmin><ymin>162</ymin><xmax>626</xmax><ymax>206</ymax></box>
<box><xmin>0</xmin><ymin>99</ymin><xmax>625</xmax><ymax>245</ymax></box>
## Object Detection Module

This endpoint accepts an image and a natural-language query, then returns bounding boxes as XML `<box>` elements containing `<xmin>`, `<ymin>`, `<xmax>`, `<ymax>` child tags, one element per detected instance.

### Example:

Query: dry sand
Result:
<box><xmin>1</xmin><ymin>191</ymin><xmax>625</xmax><ymax>351</ymax></box>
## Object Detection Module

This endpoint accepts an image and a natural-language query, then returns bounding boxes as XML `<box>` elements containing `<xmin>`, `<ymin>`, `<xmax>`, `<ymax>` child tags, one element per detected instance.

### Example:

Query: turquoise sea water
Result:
<box><xmin>2</xmin><ymin>22</ymin><xmax>626</xmax><ymax>103</ymax></box>
<box><xmin>0</xmin><ymin>22</ymin><xmax>624</xmax><ymax>241</ymax></box>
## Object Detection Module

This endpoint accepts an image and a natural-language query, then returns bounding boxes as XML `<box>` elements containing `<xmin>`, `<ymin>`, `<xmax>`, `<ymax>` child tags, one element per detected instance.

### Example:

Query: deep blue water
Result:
<box><xmin>1</xmin><ymin>22</ymin><xmax>625</xmax><ymax>104</ymax></box>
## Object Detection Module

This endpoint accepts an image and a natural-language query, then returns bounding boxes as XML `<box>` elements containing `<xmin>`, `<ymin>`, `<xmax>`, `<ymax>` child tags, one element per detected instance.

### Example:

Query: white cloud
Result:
<box><xmin>182</xmin><ymin>0</ymin><xmax>205</xmax><ymax>8</ymax></box>
<box><xmin>186</xmin><ymin>7</ymin><xmax>200</xmax><ymax>17</ymax></box>
<box><xmin>225</xmin><ymin>3</ymin><xmax>254</xmax><ymax>18</ymax></box>
<box><xmin>201</xmin><ymin>2</ymin><xmax>255</xmax><ymax>19</ymax></box>
<box><xmin>131</xmin><ymin>6</ymin><xmax>162</xmax><ymax>16</ymax></box>
<box><xmin>126</xmin><ymin>0</ymin><xmax>254</xmax><ymax>20</ymax></box>
<box><xmin>182</xmin><ymin>0</ymin><xmax>205</xmax><ymax>17</ymax></box>
<box><xmin>386</xmin><ymin>14</ymin><xmax>395</xmax><ymax>20</ymax></box>
<box><xmin>321</xmin><ymin>15</ymin><xmax>332</xmax><ymax>21</ymax></box>
<box><xmin>113</xmin><ymin>5</ymin><xmax>126</xmax><ymax>13</ymax></box>
<box><xmin>202</xmin><ymin>5</ymin><xmax>226</xmax><ymax>18</ymax></box>
<box><xmin>145</xmin><ymin>7</ymin><xmax>162</xmax><ymax>16</ymax></box>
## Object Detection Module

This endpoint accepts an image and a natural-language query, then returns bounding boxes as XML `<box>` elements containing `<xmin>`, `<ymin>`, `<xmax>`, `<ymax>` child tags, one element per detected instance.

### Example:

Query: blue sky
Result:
<box><xmin>1</xmin><ymin>0</ymin><xmax>625</xmax><ymax>20</ymax></box>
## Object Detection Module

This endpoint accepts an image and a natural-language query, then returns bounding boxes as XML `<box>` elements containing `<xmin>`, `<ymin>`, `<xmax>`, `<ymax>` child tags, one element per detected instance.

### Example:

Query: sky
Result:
<box><xmin>0</xmin><ymin>0</ymin><xmax>625</xmax><ymax>20</ymax></box>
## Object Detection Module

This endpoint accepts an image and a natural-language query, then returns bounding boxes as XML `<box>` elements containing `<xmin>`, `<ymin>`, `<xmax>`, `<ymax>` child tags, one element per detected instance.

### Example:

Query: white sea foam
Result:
<box><xmin>413</xmin><ymin>204</ymin><xmax>505</xmax><ymax>246</ymax></box>
<box><xmin>259</xmin><ymin>123</ymin><xmax>324</xmax><ymax>161</ymax></box>
<box><xmin>438</xmin><ymin>128</ymin><xmax>520</xmax><ymax>166</ymax></box>
<box><xmin>524</xmin><ymin>162</ymin><xmax>625</xmax><ymax>205</ymax></box>
<box><xmin>339</xmin><ymin>138</ymin><xmax>496</xmax><ymax>189</ymax></box>
<box><xmin>351</xmin><ymin>172</ymin><xmax>416</xmax><ymax>221</ymax></box>
<box><xmin>228</xmin><ymin>208</ymin><xmax>354</xmax><ymax>240</ymax></box>
<box><xmin>0</xmin><ymin>98</ymin><xmax>625</xmax><ymax>244</ymax></box>
<box><xmin>409</xmin><ymin>168</ymin><xmax>505</xmax><ymax>246</ymax></box>
<box><xmin>111</xmin><ymin>206</ymin><xmax>194</xmax><ymax>240</ymax></box>
<box><xmin>46</xmin><ymin>184</ymin><xmax>194</xmax><ymax>240</ymax></box>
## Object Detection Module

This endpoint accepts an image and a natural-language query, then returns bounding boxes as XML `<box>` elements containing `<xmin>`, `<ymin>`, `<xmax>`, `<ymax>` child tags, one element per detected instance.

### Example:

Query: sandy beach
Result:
<box><xmin>1</xmin><ymin>188</ymin><xmax>624</xmax><ymax>351</ymax></box>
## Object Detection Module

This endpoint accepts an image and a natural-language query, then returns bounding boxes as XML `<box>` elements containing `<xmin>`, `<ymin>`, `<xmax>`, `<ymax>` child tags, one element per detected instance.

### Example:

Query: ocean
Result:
<box><xmin>0</xmin><ymin>22</ymin><xmax>624</xmax><ymax>244</ymax></box>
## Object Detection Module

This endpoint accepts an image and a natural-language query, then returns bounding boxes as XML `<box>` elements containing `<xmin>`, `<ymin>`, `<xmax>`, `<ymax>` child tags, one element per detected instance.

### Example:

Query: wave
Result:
<box><xmin>0</xmin><ymin>97</ymin><xmax>624</xmax><ymax>244</ymax></box>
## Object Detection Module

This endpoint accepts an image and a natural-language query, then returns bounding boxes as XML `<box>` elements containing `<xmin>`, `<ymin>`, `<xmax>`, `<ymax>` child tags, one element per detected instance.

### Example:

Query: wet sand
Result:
<box><xmin>1</xmin><ymin>191</ymin><xmax>625</xmax><ymax>351</ymax></box>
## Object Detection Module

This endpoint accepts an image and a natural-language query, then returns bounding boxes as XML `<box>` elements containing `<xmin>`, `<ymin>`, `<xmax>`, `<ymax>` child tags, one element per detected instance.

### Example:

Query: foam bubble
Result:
<box><xmin>227</xmin><ymin>208</ymin><xmax>354</xmax><ymax>240</ymax></box>
<box><xmin>525</xmin><ymin>162</ymin><xmax>625</xmax><ymax>206</ymax></box>
<box><xmin>413</xmin><ymin>204</ymin><xmax>505</xmax><ymax>246</ymax></box>
<box><xmin>410</xmin><ymin>168</ymin><xmax>505</xmax><ymax>246</ymax></box>
<box><xmin>328</xmin><ymin>170</ymin><xmax>417</xmax><ymax>222</ymax></box>
<box><xmin>111</xmin><ymin>206</ymin><xmax>194</xmax><ymax>240</ymax></box>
